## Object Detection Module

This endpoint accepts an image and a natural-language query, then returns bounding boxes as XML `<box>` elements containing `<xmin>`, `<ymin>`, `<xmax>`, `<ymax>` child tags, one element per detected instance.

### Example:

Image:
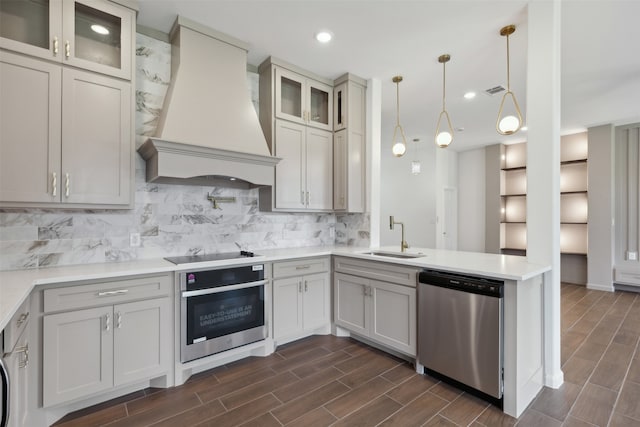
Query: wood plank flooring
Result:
<box><xmin>54</xmin><ymin>284</ymin><xmax>640</xmax><ymax>427</ymax></box>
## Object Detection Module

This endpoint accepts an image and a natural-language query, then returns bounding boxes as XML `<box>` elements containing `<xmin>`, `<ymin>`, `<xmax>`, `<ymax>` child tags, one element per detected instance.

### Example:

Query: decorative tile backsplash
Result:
<box><xmin>0</xmin><ymin>33</ymin><xmax>369</xmax><ymax>271</ymax></box>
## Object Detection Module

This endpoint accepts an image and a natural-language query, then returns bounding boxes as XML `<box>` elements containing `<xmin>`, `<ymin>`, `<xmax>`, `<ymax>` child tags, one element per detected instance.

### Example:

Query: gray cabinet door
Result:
<box><xmin>61</xmin><ymin>68</ymin><xmax>131</xmax><ymax>205</ymax></box>
<box><xmin>370</xmin><ymin>280</ymin><xmax>416</xmax><ymax>356</ymax></box>
<box><xmin>302</xmin><ymin>272</ymin><xmax>330</xmax><ymax>330</ymax></box>
<box><xmin>274</xmin><ymin>120</ymin><xmax>306</xmax><ymax>209</ymax></box>
<box><xmin>113</xmin><ymin>298</ymin><xmax>170</xmax><ymax>386</ymax></box>
<box><xmin>43</xmin><ymin>306</ymin><xmax>113</xmax><ymax>407</ymax></box>
<box><xmin>306</xmin><ymin>127</ymin><xmax>333</xmax><ymax>210</ymax></box>
<box><xmin>334</xmin><ymin>272</ymin><xmax>368</xmax><ymax>336</ymax></box>
<box><xmin>0</xmin><ymin>51</ymin><xmax>61</xmax><ymax>203</ymax></box>
<box><xmin>273</xmin><ymin>276</ymin><xmax>303</xmax><ymax>339</ymax></box>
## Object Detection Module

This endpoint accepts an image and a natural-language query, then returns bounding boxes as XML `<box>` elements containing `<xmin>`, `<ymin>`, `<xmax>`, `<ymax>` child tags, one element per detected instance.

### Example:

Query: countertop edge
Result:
<box><xmin>0</xmin><ymin>246</ymin><xmax>550</xmax><ymax>330</ymax></box>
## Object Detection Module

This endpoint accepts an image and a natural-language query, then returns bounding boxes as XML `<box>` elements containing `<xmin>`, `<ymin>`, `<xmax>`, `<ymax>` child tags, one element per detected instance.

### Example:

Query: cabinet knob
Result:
<box><xmin>53</xmin><ymin>37</ymin><xmax>59</xmax><ymax>56</ymax></box>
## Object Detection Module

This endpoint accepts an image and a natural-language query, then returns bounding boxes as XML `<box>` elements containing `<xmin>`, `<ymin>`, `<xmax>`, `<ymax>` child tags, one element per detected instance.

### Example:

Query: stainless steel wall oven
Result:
<box><xmin>179</xmin><ymin>263</ymin><xmax>267</xmax><ymax>363</ymax></box>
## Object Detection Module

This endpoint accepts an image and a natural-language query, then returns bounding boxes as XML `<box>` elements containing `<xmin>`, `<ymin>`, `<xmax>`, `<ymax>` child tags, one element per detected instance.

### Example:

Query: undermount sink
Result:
<box><xmin>363</xmin><ymin>251</ymin><xmax>424</xmax><ymax>259</ymax></box>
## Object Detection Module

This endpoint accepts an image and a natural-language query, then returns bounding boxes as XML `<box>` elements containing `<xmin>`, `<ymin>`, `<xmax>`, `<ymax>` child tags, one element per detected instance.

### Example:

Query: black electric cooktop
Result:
<box><xmin>164</xmin><ymin>250</ymin><xmax>258</xmax><ymax>265</ymax></box>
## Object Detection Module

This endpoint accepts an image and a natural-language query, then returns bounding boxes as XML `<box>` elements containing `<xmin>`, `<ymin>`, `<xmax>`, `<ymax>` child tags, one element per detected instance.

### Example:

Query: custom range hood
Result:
<box><xmin>138</xmin><ymin>17</ymin><xmax>280</xmax><ymax>188</ymax></box>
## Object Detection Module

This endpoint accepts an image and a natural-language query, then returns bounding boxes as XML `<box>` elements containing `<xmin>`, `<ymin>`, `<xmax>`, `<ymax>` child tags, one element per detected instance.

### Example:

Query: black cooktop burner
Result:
<box><xmin>164</xmin><ymin>250</ymin><xmax>257</xmax><ymax>265</ymax></box>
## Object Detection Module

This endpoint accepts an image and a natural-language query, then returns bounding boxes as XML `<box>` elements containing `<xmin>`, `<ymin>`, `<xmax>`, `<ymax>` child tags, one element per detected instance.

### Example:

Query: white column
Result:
<box><xmin>526</xmin><ymin>1</ymin><xmax>563</xmax><ymax>388</ymax></box>
<box><xmin>367</xmin><ymin>78</ymin><xmax>382</xmax><ymax>247</ymax></box>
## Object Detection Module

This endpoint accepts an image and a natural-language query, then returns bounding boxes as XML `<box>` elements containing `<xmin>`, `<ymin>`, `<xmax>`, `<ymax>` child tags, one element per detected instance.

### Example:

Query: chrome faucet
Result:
<box><xmin>390</xmin><ymin>216</ymin><xmax>409</xmax><ymax>252</ymax></box>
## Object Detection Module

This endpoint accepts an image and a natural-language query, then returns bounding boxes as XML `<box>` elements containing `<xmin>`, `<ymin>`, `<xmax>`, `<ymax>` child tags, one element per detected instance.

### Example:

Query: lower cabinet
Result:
<box><xmin>334</xmin><ymin>258</ymin><xmax>418</xmax><ymax>357</ymax></box>
<box><xmin>272</xmin><ymin>257</ymin><xmax>330</xmax><ymax>343</ymax></box>
<box><xmin>3</xmin><ymin>297</ymin><xmax>30</xmax><ymax>427</ymax></box>
<box><xmin>42</xmin><ymin>274</ymin><xmax>172</xmax><ymax>407</ymax></box>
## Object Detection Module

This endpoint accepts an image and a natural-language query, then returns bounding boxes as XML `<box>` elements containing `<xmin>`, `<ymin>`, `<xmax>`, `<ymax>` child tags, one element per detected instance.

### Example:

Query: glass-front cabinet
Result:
<box><xmin>275</xmin><ymin>67</ymin><xmax>332</xmax><ymax>131</ymax></box>
<box><xmin>0</xmin><ymin>0</ymin><xmax>133</xmax><ymax>79</ymax></box>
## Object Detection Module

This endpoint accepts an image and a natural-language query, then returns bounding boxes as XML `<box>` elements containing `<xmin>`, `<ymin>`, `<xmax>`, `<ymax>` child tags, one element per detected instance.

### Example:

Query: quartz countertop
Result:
<box><xmin>0</xmin><ymin>245</ymin><xmax>550</xmax><ymax>331</ymax></box>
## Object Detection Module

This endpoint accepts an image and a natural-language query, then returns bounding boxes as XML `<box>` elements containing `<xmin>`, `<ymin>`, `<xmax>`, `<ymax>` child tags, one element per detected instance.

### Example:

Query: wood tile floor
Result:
<box><xmin>54</xmin><ymin>284</ymin><xmax>640</xmax><ymax>427</ymax></box>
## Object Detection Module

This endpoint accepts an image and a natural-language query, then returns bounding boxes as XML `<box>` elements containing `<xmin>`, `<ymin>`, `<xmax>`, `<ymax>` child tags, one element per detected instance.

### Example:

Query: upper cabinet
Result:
<box><xmin>333</xmin><ymin>74</ymin><xmax>366</xmax><ymax>213</ymax></box>
<box><xmin>274</xmin><ymin>66</ymin><xmax>332</xmax><ymax>131</ymax></box>
<box><xmin>0</xmin><ymin>0</ymin><xmax>133</xmax><ymax>80</ymax></box>
<box><xmin>0</xmin><ymin>0</ymin><xmax>135</xmax><ymax>208</ymax></box>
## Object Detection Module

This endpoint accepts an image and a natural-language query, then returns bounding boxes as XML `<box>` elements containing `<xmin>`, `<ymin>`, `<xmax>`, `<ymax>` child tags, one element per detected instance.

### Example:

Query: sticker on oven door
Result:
<box><xmin>187</xmin><ymin>273</ymin><xmax>196</xmax><ymax>284</ymax></box>
<box><xmin>193</xmin><ymin>337</ymin><xmax>206</xmax><ymax>344</ymax></box>
<box><xmin>252</xmin><ymin>265</ymin><xmax>263</xmax><ymax>271</ymax></box>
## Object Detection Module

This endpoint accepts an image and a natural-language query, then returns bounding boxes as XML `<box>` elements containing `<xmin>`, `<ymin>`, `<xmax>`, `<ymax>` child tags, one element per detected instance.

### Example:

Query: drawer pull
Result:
<box><xmin>97</xmin><ymin>289</ymin><xmax>129</xmax><ymax>297</ymax></box>
<box><xmin>16</xmin><ymin>312</ymin><xmax>29</xmax><ymax>327</ymax></box>
<box><xmin>295</xmin><ymin>265</ymin><xmax>311</xmax><ymax>270</ymax></box>
<box><xmin>16</xmin><ymin>344</ymin><xmax>29</xmax><ymax>368</ymax></box>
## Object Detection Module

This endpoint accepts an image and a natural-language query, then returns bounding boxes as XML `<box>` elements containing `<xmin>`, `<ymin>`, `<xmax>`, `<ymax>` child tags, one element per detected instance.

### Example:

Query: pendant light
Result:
<box><xmin>391</xmin><ymin>76</ymin><xmax>407</xmax><ymax>157</ymax></box>
<box><xmin>411</xmin><ymin>138</ymin><xmax>421</xmax><ymax>174</ymax></box>
<box><xmin>435</xmin><ymin>54</ymin><xmax>454</xmax><ymax>148</ymax></box>
<box><xmin>496</xmin><ymin>25</ymin><xmax>523</xmax><ymax>135</ymax></box>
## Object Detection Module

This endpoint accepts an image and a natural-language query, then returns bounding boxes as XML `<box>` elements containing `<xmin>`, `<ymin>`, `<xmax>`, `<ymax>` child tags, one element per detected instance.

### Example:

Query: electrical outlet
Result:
<box><xmin>130</xmin><ymin>232</ymin><xmax>141</xmax><ymax>247</ymax></box>
<box><xmin>628</xmin><ymin>251</ymin><xmax>638</xmax><ymax>261</ymax></box>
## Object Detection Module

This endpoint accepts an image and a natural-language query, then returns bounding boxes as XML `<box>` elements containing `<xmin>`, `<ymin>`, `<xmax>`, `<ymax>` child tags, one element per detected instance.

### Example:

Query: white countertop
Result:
<box><xmin>0</xmin><ymin>245</ymin><xmax>550</xmax><ymax>331</ymax></box>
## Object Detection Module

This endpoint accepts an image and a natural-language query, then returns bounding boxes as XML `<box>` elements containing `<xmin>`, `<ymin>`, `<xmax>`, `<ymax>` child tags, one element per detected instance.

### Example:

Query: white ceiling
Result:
<box><xmin>136</xmin><ymin>0</ymin><xmax>640</xmax><ymax>152</ymax></box>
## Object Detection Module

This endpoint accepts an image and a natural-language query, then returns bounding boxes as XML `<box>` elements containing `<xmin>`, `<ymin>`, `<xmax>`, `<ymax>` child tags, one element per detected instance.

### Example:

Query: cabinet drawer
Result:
<box><xmin>333</xmin><ymin>256</ymin><xmax>419</xmax><ymax>287</ymax></box>
<box><xmin>44</xmin><ymin>274</ymin><xmax>172</xmax><ymax>313</ymax></box>
<box><xmin>273</xmin><ymin>257</ymin><xmax>329</xmax><ymax>278</ymax></box>
<box><xmin>615</xmin><ymin>268</ymin><xmax>640</xmax><ymax>286</ymax></box>
<box><xmin>3</xmin><ymin>294</ymin><xmax>31</xmax><ymax>351</ymax></box>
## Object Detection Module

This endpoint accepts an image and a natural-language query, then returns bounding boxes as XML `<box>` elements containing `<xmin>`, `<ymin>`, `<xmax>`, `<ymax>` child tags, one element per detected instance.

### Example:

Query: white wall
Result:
<box><xmin>458</xmin><ymin>148</ymin><xmax>486</xmax><ymax>252</ymax></box>
<box><xmin>379</xmin><ymin>141</ymin><xmax>437</xmax><ymax>249</ymax></box>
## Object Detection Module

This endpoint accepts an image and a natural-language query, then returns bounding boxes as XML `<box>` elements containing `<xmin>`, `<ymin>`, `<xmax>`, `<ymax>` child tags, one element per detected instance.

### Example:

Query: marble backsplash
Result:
<box><xmin>0</xmin><ymin>33</ymin><xmax>369</xmax><ymax>271</ymax></box>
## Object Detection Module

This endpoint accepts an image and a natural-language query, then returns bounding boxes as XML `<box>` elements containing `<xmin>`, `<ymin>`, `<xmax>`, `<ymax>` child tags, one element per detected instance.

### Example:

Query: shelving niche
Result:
<box><xmin>499</xmin><ymin>132</ymin><xmax>588</xmax><ymax>283</ymax></box>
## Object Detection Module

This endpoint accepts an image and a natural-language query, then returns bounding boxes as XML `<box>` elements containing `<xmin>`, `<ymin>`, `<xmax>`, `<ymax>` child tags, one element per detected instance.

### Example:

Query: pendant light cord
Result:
<box><xmin>396</xmin><ymin>80</ymin><xmax>401</xmax><ymax>126</ymax></box>
<box><xmin>506</xmin><ymin>33</ymin><xmax>511</xmax><ymax>91</ymax></box>
<box><xmin>442</xmin><ymin>60</ymin><xmax>446</xmax><ymax>112</ymax></box>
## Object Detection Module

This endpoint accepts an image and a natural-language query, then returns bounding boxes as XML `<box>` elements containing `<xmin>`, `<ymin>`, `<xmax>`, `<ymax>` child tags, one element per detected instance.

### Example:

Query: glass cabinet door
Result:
<box><xmin>333</xmin><ymin>82</ymin><xmax>347</xmax><ymax>131</ymax></box>
<box><xmin>275</xmin><ymin>67</ymin><xmax>305</xmax><ymax>125</ymax></box>
<box><xmin>62</xmin><ymin>0</ymin><xmax>133</xmax><ymax>80</ymax></box>
<box><xmin>308</xmin><ymin>82</ymin><xmax>332</xmax><ymax>131</ymax></box>
<box><xmin>0</xmin><ymin>0</ymin><xmax>62</xmax><ymax>60</ymax></box>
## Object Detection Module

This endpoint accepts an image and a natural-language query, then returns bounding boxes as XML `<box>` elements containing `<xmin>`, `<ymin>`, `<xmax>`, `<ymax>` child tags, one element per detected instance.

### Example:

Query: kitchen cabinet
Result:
<box><xmin>333</xmin><ymin>257</ymin><xmax>418</xmax><ymax>357</ymax></box>
<box><xmin>274</xmin><ymin>66</ymin><xmax>332</xmax><ymax>131</ymax></box>
<box><xmin>258</xmin><ymin>57</ymin><xmax>334</xmax><ymax>212</ymax></box>
<box><xmin>272</xmin><ymin>119</ymin><xmax>333</xmax><ymax>210</ymax></box>
<box><xmin>0</xmin><ymin>0</ymin><xmax>134</xmax><ymax>80</ymax></box>
<box><xmin>0</xmin><ymin>49</ymin><xmax>132</xmax><ymax>207</ymax></box>
<box><xmin>333</xmin><ymin>74</ymin><xmax>366</xmax><ymax>212</ymax></box>
<box><xmin>42</xmin><ymin>274</ymin><xmax>172</xmax><ymax>407</ymax></box>
<box><xmin>272</xmin><ymin>257</ymin><xmax>330</xmax><ymax>345</ymax></box>
<box><xmin>2</xmin><ymin>296</ymin><xmax>30</xmax><ymax>427</ymax></box>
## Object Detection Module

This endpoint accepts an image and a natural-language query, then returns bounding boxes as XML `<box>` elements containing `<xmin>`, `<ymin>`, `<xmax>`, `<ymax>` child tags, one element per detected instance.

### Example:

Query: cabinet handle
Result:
<box><xmin>368</xmin><ymin>286</ymin><xmax>373</xmax><ymax>297</ymax></box>
<box><xmin>301</xmin><ymin>191</ymin><xmax>305</xmax><ymax>206</ymax></box>
<box><xmin>298</xmin><ymin>281</ymin><xmax>303</xmax><ymax>293</ymax></box>
<box><xmin>362</xmin><ymin>285</ymin><xmax>367</xmax><ymax>296</ymax></box>
<box><xmin>52</xmin><ymin>172</ymin><xmax>57</xmax><ymax>197</ymax></box>
<box><xmin>53</xmin><ymin>36</ymin><xmax>59</xmax><ymax>56</ymax></box>
<box><xmin>295</xmin><ymin>265</ymin><xmax>310</xmax><ymax>270</ymax></box>
<box><xmin>105</xmin><ymin>313</ymin><xmax>111</xmax><ymax>331</ymax></box>
<box><xmin>64</xmin><ymin>173</ymin><xmax>70</xmax><ymax>197</ymax></box>
<box><xmin>16</xmin><ymin>312</ymin><xmax>29</xmax><ymax>327</ymax></box>
<box><xmin>15</xmin><ymin>344</ymin><xmax>28</xmax><ymax>368</ymax></box>
<box><xmin>65</xmin><ymin>40</ymin><xmax>70</xmax><ymax>59</ymax></box>
<box><xmin>304</xmin><ymin>281</ymin><xmax>308</xmax><ymax>292</ymax></box>
<box><xmin>97</xmin><ymin>289</ymin><xmax>129</xmax><ymax>297</ymax></box>
<box><xmin>307</xmin><ymin>191</ymin><xmax>311</xmax><ymax>205</ymax></box>
<box><xmin>116</xmin><ymin>311</ymin><xmax>122</xmax><ymax>329</ymax></box>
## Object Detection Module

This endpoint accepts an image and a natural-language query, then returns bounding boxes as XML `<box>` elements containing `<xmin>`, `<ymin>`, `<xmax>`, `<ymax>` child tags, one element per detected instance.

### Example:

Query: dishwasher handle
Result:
<box><xmin>418</xmin><ymin>270</ymin><xmax>504</xmax><ymax>298</ymax></box>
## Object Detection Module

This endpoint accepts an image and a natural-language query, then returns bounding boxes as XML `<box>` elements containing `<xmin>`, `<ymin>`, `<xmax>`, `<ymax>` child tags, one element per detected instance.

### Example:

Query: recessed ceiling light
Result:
<box><xmin>315</xmin><ymin>31</ymin><xmax>332</xmax><ymax>43</ymax></box>
<box><xmin>463</xmin><ymin>91</ymin><xmax>476</xmax><ymax>100</ymax></box>
<box><xmin>455</xmin><ymin>127</ymin><xmax>465</xmax><ymax>132</ymax></box>
<box><xmin>91</xmin><ymin>24</ymin><xmax>109</xmax><ymax>35</ymax></box>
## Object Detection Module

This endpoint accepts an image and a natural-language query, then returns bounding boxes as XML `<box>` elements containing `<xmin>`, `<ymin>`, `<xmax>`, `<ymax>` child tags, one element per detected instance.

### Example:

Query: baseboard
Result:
<box><xmin>544</xmin><ymin>369</ymin><xmax>564</xmax><ymax>389</ymax></box>
<box><xmin>586</xmin><ymin>282</ymin><xmax>615</xmax><ymax>292</ymax></box>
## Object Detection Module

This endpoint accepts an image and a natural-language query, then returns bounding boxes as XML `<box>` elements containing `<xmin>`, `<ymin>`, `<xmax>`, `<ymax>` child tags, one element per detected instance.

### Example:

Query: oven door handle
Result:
<box><xmin>181</xmin><ymin>280</ymin><xmax>267</xmax><ymax>298</ymax></box>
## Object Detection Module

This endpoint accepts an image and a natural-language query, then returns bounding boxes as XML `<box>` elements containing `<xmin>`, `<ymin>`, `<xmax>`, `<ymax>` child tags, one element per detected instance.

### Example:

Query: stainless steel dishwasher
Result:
<box><xmin>418</xmin><ymin>269</ymin><xmax>504</xmax><ymax>406</ymax></box>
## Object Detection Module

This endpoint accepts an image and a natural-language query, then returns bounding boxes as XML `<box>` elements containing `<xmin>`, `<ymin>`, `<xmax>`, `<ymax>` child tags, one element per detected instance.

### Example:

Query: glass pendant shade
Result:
<box><xmin>435</xmin><ymin>54</ymin><xmax>453</xmax><ymax>148</ymax></box>
<box><xmin>391</xmin><ymin>76</ymin><xmax>407</xmax><ymax>157</ymax></box>
<box><xmin>497</xmin><ymin>25</ymin><xmax>523</xmax><ymax>135</ymax></box>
